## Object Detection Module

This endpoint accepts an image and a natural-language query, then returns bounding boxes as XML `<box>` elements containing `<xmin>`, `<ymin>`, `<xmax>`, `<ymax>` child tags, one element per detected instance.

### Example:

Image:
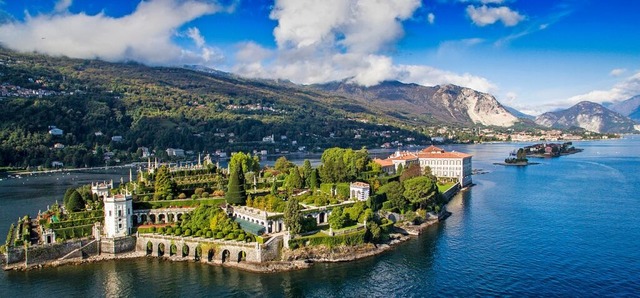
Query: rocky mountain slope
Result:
<box><xmin>535</xmin><ymin>101</ymin><xmax>638</xmax><ymax>133</ymax></box>
<box><xmin>312</xmin><ymin>81</ymin><xmax>520</xmax><ymax>127</ymax></box>
<box><xmin>609</xmin><ymin>95</ymin><xmax>640</xmax><ymax>122</ymax></box>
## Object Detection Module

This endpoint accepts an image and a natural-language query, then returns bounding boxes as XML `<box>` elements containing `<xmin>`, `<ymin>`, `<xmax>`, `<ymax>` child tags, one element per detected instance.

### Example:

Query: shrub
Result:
<box><xmin>236</xmin><ymin>234</ymin><xmax>245</xmax><ymax>241</ymax></box>
<box><xmin>201</xmin><ymin>192</ymin><xmax>209</xmax><ymax>198</ymax></box>
<box><xmin>178</xmin><ymin>193</ymin><xmax>187</xmax><ymax>200</ymax></box>
<box><xmin>184</xmin><ymin>229</ymin><xmax>192</xmax><ymax>237</ymax></box>
<box><xmin>216</xmin><ymin>232</ymin><xmax>224</xmax><ymax>239</ymax></box>
<box><xmin>205</xmin><ymin>231</ymin><xmax>213</xmax><ymax>238</ymax></box>
<box><xmin>225</xmin><ymin>233</ymin><xmax>236</xmax><ymax>240</ymax></box>
<box><xmin>195</xmin><ymin>230</ymin><xmax>202</xmax><ymax>237</ymax></box>
<box><xmin>174</xmin><ymin>227</ymin><xmax>182</xmax><ymax>236</ymax></box>
<box><xmin>166</xmin><ymin>194</ymin><xmax>173</xmax><ymax>200</ymax></box>
<box><xmin>157</xmin><ymin>227</ymin><xmax>165</xmax><ymax>234</ymax></box>
<box><xmin>165</xmin><ymin>227</ymin><xmax>173</xmax><ymax>234</ymax></box>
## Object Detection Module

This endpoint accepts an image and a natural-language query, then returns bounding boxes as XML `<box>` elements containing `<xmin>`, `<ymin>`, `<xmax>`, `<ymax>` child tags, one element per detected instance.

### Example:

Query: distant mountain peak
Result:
<box><xmin>535</xmin><ymin>101</ymin><xmax>637</xmax><ymax>133</ymax></box>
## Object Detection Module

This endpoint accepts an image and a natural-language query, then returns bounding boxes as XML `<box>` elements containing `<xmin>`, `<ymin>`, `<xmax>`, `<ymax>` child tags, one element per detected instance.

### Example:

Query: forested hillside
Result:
<box><xmin>0</xmin><ymin>49</ymin><xmax>431</xmax><ymax>168</ymax></box>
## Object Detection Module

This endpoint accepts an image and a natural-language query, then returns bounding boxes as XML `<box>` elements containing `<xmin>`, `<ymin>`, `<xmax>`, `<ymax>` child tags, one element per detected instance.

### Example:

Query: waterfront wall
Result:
<box><xmin>4</xmin><ymin>238</ymin><xmax>97</xmax><ymax>266</ymax></box>
<box><xmin>136</xmin><ymin>233</ymin><xmax>282</xmax><ymax>263</ymax></box>
<box><xmin>441</xmin><ymin>184</ymin><xmax>461</xmax><ymax>201</ymax></box>
<box><xmin>100</xmin><ymin>236</ymin><xmax>136</xmax><ymax>254</ymax></box>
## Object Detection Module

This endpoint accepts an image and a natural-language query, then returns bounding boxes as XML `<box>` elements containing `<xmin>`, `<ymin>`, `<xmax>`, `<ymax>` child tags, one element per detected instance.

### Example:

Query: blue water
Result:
<box><xmin>1</xmin><ymin>137</ymin><xmax>640</xmax><ymax>296</ymax></box>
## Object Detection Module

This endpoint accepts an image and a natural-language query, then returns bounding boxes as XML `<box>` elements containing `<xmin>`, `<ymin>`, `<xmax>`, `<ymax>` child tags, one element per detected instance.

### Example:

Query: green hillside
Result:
<box><xmin>0</xmin><ymin>49</ymin><xmax>430</xmax><ymax>168</ymax></box>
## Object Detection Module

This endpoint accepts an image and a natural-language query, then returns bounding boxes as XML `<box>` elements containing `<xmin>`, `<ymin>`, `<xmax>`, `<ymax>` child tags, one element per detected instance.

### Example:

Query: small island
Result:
<box><xmin>494</xmin><ymin>148</ymin><xmax>539</xmax><ymax>166</ymax></box>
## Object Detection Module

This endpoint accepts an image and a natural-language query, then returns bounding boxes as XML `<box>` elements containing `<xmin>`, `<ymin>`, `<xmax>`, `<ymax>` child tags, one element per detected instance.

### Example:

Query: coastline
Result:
<box><xmin>3</xmin><ymin>217</ymin><xmax>442</xmax><ymax>273</ymax></box>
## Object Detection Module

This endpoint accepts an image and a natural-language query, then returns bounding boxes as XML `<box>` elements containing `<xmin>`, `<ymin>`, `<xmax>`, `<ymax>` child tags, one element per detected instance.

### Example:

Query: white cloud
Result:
<box><xmin>186</xmin><ymin>27</ymin><xmax>205</xmax><ymax>48</ymax></box>
<box><xmin>0</xmin><ymin>0</ymin><xmax>224</xmax><ymax>66</ymax></box>
<box><xmin>231</xmin><ymin>0</ymin><xmax>497</xmax><ymax>92</ymax></box>
<box><xmin>609</xmin><ymin>68</ymin><xmax>627</xmax><ymax>77</ymax></box>
<box><xmin>567</xmin><ymin>71</ymin><xmax>640</xmax><ymax>104</ymax></box>
<box><xmin>427</xmin><ymin>13</ymin><xmax>435</xmax><ymax>24</ymax></box>
<box><xmin>466</xmin><ymin>5</ymin><xmax>524</xmax><ymax>27</ymax></box>
<box><xmin>54</xmin><ymin>0</ymin><xmax>73</xmax><ymax>12</ymax></box>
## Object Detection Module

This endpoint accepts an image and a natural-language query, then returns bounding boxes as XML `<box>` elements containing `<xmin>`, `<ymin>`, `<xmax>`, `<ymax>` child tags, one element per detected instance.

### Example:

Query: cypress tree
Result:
<box><xmin>225</xmin><ymin>165</ymin><xmax>246</xmax><ymax>205</ymax></box>
<box><xmin>309</xmin><ymin>169</ymin><xmax>319</xmax><ymax>190</ymax></box>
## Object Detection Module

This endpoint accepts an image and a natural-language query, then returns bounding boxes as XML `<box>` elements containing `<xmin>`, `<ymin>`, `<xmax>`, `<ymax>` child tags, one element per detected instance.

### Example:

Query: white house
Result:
<box><xmin>111</xmin><ymin>136</ymin><xmax>123</xmax><ymax>142</ymax></box>
<box><xmin>51</xmin><ymin>161</ymin><xmax>64</xmax><ymax>168</ymax></box>
<box><xmin>49</xmin><ymin>128</ymin><xmax>63</xmax><ymax>136</ymax></box>
<box><xmin>350</xmin><ymin>182</ymin><xmax>370</xmax><ymax>201</ymax></box>
<box><xmin>53</xmin><ymin>143</ymin><xmax>65</xmax><ymax>149</ymax></box>
<box><xmin>166</xmin><ymin>148</ymin><xmax>185</xmax><ymax>157</ymax></box>
<box><xmin>103</xmin><ymin>192</ymin><xmax>133</xmax><ymax>238</ymax></box>
<box><xmin>91</xmin><ymin>180</ymin><xmax>113</xmax><ymax>199</ymax></box>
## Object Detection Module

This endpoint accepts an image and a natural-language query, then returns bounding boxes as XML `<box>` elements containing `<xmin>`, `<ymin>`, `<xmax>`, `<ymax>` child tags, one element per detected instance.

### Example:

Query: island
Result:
<box><xmin>494</xmin><ymin>148</ymin><xmax>540</xmax><ymax>166</ymax></box>
<box><xmin>1</xmin><ymin>146</ymin><xmax>472</xmax><ymax>272</ymax></box>
<box><xmin>524</xmin><ymin>142</ymin><xmax>583</xmax><ymax>158</ymax></box>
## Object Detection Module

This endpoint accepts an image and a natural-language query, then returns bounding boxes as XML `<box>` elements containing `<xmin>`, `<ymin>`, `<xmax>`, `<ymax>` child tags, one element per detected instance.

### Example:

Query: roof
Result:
<box><xmin>417</xmin><ymin>151</ymin><xmax>471</xmax><ymax>159</ymax></box>
<box><xmin>350</xmin><ymin>182</ymin><xmax>370</xmax><ymax>188</ymax></box>
<box><xmin>373</xmin><ymin>158</ymin><xmax>394</xmax><ymax>167</ymax></box>
<box><xmin>234</xmin><ymin>218</ymin><xmax>266</xmax><ymax>235</ymax></box>
<box><xmin>421</xmin><ymin>145</ymin><xmax>445</xmax><ymax>153</ymax></box>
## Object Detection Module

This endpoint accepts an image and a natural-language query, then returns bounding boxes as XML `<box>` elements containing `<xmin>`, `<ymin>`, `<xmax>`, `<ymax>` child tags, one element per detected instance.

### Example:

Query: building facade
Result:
<box><xmin>103</xmin><ymin>192</ymin><xmax>133</xmax><ymax>238</ymax></box>
<box><xmin>349</xmin><ymin>182</ymin><xmax>370</xmax><ymax>201</ymax></box>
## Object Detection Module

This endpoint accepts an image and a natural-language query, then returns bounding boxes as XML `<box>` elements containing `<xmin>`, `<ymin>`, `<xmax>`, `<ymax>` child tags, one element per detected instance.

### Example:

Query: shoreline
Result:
<box><xmin>3</xmin><ymin>218</ymin><xmax>441</xmax><ymax>273</ymax></box>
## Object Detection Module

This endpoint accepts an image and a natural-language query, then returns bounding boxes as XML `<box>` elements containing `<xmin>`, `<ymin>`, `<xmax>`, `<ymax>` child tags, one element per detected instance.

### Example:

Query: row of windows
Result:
<box><xmin>108</xmin><ymin>208</ymin><xmax>132</xmax><ymax>217</ymax></box>
<box><xmin>421</xmin><ymin>159</ymin><xmax>463</xmax><ymax>166</ymax></box>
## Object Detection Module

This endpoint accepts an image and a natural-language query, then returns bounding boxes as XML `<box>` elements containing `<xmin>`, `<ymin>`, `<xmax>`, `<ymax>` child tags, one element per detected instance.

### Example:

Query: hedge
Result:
<box><xmin>54</xmin><ymin>224</ymin><xmax>94</xmax><ymax>240</ymax></box>
<box><xmin>133</xmin><ymin>198</ymin><xmax>225</xmax><ymax>209</ymax></box>
<box><xmin>319</xmin><ymin>183</ymin><xmax>350</xmax><ymax>197</ymax></box>
<box><xmin>67</xmin><ymin>210</ymin><xmax>103</xmax><ymax>220</ymax></box>
<box><xmin>289</xmin><ymin>230</ymin><xmax>366</xmax><ymax>249</ymax></box>
<box><xmin>49</xmin><ymin>217</ymin><xmax>104</xmax><ymax>229</ymax></box>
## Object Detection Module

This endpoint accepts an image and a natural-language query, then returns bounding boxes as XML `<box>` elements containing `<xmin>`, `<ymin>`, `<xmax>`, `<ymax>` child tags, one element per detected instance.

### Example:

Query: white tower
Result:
<box><xmin>103</xmin><ymin>191</ymin><xmax>133</xmax><ymax>238</ymax></box>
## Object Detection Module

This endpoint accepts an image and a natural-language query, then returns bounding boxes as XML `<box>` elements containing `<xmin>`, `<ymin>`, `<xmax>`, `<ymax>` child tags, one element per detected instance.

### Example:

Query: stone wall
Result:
<box><xmin>136</xmin><ymin>234</ymin><xmax>264</xmax><ymax>263</ymax></box>
<box><xmin>4</xmin><ymin>238</ymin><xmax>96</xmax><ymax>266</ymax></box>
<box><xmin>100</xmin><ymin>236</ymin><xmax>136</xmax><ymax>254</ymax></box>
<box><xmin>259</xmin><ymin>235</ymin><xmax>283</xmax><ymax>262</ymax></box>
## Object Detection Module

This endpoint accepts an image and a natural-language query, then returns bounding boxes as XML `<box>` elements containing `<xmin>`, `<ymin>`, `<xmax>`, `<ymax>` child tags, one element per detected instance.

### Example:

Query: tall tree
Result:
<box><xmin>402</xmin><ymin>176</ymin><xmax>438</xmax><ymax>210</ymax></box>
<box><xmin>225</xmin><ymin>165</ymin><xmax>246</xmax><ymax>205</ymax></box>
<box><xmin>65</xmin><ymin>190</ymin><xmax>85</xmax><ymax>212</ymax></box>
<box><xmin>274</xmin><ymin>156</ymin><xmax>295</xmax><ymax>173</ymax></box>
<box><xmin>377</xmin><ymin>181</ymin><xmax>407</xmax><ymax>212</ymax></box>
<box><xmin>154</xmin><ymin>166</ymin><xmax>175</xmax><ymax>200</ymax></box>
<box><xmin>302</xmin><ymin>160</ymin><xmax>313</xmax><ymax>187</ymax></box>
<box><xmin>283</xmin><ymin>198</ymin><xmax>302</xmax><ymax>235</ymax></box>
<box><xmin>309</xmin><ymin>168</ymin><xmax>319</xmax><ymax>190</ymax></box>
<box><xmin>285</xmin><ymin>167</ymin><xmax>303</xmax><ymax>189</ymax></box>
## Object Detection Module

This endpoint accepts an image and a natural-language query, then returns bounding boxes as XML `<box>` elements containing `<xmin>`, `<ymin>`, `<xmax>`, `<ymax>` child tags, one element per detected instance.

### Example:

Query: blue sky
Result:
<box><xmin>0</xmin><ymin>0</ymin><xmax>639</xmax><ymax>114</ymax></box>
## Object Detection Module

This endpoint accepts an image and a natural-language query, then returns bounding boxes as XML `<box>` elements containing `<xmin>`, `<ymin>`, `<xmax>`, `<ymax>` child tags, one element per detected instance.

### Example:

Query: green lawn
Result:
<box><xmin>437</xmin><ymin>182</ymin><xmax>456</xmax><ymax>193</ymax></box>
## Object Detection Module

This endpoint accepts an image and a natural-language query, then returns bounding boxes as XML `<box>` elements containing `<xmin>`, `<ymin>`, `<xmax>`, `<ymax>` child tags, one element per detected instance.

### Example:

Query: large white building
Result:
<box><xmin>349</xmin><ymin>182</ymin><xmax>370</xmax><ymax>201</ymax></box>
<box><xmin>103</xmin><ymin>192</ymin><xmax>133</xmax><ymax>238</ymax></box>
<box><xmin>374</xmin><ymin>145</ymin><xmax>473</xmax><ymax>187</ymax></box>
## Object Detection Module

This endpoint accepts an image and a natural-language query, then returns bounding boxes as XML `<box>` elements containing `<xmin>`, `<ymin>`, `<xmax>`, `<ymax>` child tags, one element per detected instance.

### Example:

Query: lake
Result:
<box><xmin>1</xmin><ymin>137</ymin><xmax>639</xmax><ymax>296</ymax></box>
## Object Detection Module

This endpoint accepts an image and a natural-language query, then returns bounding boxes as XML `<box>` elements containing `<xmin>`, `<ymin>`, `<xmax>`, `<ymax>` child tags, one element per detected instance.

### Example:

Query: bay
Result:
<box><xmin>1</xmin><ymin>137</ymin><xmax>639</xmax><ymax>297</ymax></box>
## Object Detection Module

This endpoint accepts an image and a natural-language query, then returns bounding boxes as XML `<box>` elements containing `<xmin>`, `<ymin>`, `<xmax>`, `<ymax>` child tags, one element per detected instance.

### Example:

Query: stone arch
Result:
<box><xmin>168</xmin><ymin>213</ymin><xmax>175</xmax><ymax>222</ymax></box>
<box><xmin>319</xmin><ymin>212</ymin><xmax>326</xmax><ymax>223</ymax></box>
<box><xmin>149</xmin><ymin>214</ymin><xmax>156</xmax><ymax>224</ymax></box>
<box><xmin>141</xmin><ymin>214</ymin><xmax>147</xmax><ymax>224</ymax></box>
<box><xmin>177</xmin><ymin>213</ymin><xmax>183</xmax><ymax>221</ymax></box>
<box><xmin>387</xmin><ymin>213</ymin><xmax>397</xmax><ymax>223</ymax></box>
<box><xmin>222</xmin><ymin>249</ymin><xmax>230</xmax><ymax>263</ymax></box>
<box><xmin>237</xmin><ymin>251</ymin><xmax>246</xmax><ymax>263</ymax></box>
<box><xmin>170</xmin><ymin>243</ymin><xmax>177</xmax><ymax>256</ymax></box>
<box><xmin>158</xmin><ymin>214</ymin><xmax>166</xmax><ymax>223</ymax></box>
<box><xmin>207</xmin><ymin>248</ymin><xmax>215</xmax><ymax>262</ymax></box>
<box><xmin>195</xmin><ymin>245</ymin><xmax>202</xmax><ymax>261</ymax></box>
<box><xmin>146</xmin><ymin>241</ymin><xmax>153</xmax><ymax>255</ymax></box>
<box><xmin>182</xmin><ymin>244</ymin><xmax>189</xmax><ymax>257</ymax></box>
<box><xmin>158</xmin><ymin>243</ymin><xmax>165</xmax><ymax>257</ymax></box>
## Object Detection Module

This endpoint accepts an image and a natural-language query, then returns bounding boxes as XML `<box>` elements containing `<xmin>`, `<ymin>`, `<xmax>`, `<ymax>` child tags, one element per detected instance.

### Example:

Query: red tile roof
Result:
<box><xmin>351</xmin><ymin>182</ymin><xmax>370</xmax><ymax>188</ymax></box>
<box><xmin>373</xmin><ymin>158</ymin><xmax>394</xmax><ymax>167</ymax></box>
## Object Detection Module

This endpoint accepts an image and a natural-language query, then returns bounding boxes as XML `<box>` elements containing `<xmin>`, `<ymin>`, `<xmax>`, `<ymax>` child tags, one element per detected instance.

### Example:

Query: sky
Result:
<box><xmin>0</xmin><ymin>0</ymin><xmax>639</xmax><ymax>115</ymax></box>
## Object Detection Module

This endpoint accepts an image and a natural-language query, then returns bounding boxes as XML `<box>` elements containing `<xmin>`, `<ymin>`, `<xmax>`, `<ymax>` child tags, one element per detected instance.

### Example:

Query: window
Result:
<box><xmin>128</xmin><ymin>208</ymin><xmax>131</xmax><ymax>215</ymax></box>
<box><xmin>118</xmin><ymin>224</ymin><xmax>122</xmax><ymax>229</ymax></box>
<box><xmin>118</xmin><ymin>210</ymin><xmax>122</xmax><ymax>217</ymax></box>
<box><xmin>109</xmin><ymin>211</ymin><xmax>112</xmax><ymax>217</ymax></box>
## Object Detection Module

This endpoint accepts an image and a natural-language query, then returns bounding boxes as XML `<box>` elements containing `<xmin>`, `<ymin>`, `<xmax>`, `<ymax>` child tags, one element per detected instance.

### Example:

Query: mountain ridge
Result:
<box><xmin>534</xmin><ymin>101</ymin><xmax>638</xmax><ymax>133</ymax></box>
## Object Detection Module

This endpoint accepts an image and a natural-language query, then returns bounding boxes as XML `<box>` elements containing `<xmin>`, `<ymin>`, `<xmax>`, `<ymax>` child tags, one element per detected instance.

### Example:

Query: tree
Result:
<box><xmin>400</xmin><ymin>164</ymin><xmax>422</xmax><ymax>182</ymax></box>
<box><xmin>63</xmin><ymin>187</ymin><xmax>76</xmax><ymax>206</ymax></box>
<box><xmin>396</xmin><ymin>163</ymin><xmax>404</xmax><ymax>175</ymax></box>
<box><xmin>154</xmin><ymin>166</ymin><xmax>175</xmax><ymax>200</ymax></box>
<box><xmin>328</xmin><ymin>206</ymin><xmax>349</xmax><ymax>229</ymax></box>
<box><xmin>274</xmin><ymin>156</ymin><xmax>295</xmax><ymax>173</ymax></box>
<box><xmin>225</xmin><ymin>165</ymin><xmax>246</xmax><ymax>205</ymax></box>
<box><xmin>229</xmin><ymin>152</ymin><xmax>260</xmax><ymax>174</ymax></box>
<box><xmin>402</xmin><ymin>176</ymin><xmax>438</xmax><ymax>210</ymax></box>
<box><xmin>285</xmin><ymin>167</ymin><xmax>303</xmax><ymax>189</ymax></box>
<box><xmin>309</xmin><ymin>168</ymin><xmax>319</xmax><ymax>190</ymax></box>
<box><xmin>302</xmin><ymin>160</ymin><xmax>313</xmax><ymax>187</ymax></box>
<box><xmin>377</xmin><ymin>181</ymin><xmax>407</xmax><ymax>212</ymax></box>
<box><xmin>270</xmin><ymin>179</ymin><xmax>278</xmax><ymax>195</ymax></box>
<box><xmin>66</xmin><ymin>190</ymin><xmax>85</xmax><ymax>212</ymax></box>
<box><xmin>284</xmin><ymin>198</ymin><xmax>302</xmax><ymax>235</ymax></box>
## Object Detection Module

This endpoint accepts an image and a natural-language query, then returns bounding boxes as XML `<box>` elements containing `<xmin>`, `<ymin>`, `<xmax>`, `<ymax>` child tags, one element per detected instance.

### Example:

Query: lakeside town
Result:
<box><xmin>1</xmin><ymin>145</ymin><xmax>471</xmax><ymax>271</ymax></box>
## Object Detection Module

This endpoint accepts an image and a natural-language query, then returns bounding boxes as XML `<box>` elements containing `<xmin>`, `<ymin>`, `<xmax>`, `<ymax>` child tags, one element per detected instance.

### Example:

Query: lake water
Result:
<box><xmin>1</xmin><ymin>137</ymin><xmax>640</xmax><ymax>296</ymax></box>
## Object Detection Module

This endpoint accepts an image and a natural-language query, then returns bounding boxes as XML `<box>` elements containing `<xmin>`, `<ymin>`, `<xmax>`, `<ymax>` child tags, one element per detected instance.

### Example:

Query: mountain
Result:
<box><xmin>504</xmin><ymin>105</ymin><xmax>535</xmax><ymax>120</ymax></box>
<box><xmin>312</xmin><ymin>81</ymin><xmax>519</xmax><ymax>127</ymax></box>
<box><xmin>534</xmin><ymin>101</ymin><xmax>638</xmax><ymax>133</ymax></box>
<box><xmin>609</xmin><ymin>95</ymin><xmax>640</xmax><ymax>122</ymax></box>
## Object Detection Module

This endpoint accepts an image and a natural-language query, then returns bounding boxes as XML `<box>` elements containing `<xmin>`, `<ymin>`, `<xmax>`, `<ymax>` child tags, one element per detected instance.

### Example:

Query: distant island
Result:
<box><xmin>524</xmin><ymin>142</ymin><xmax>583</xmax><ymax>158</ymax></box>
<box><xmin>494</xmin><ymin>148</ymin><xmax>539</xmax><ymax>166</ymax></box>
